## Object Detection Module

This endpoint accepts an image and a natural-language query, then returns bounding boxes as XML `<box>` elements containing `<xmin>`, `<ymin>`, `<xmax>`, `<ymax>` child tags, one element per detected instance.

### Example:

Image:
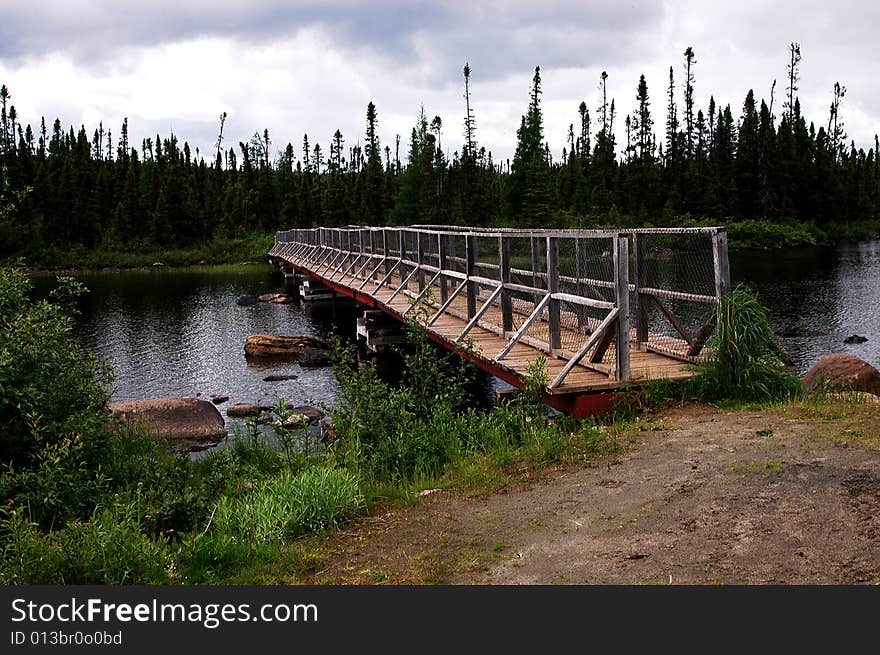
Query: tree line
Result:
<box><xmin>1</xmin><ymin>43</ymin><xmax>878</xmax><ymax>260</ymax></box>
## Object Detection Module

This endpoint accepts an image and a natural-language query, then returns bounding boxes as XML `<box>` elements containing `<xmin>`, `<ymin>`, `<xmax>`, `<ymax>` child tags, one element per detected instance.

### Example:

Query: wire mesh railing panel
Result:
<box><xmin>631</xmin><ymin>230</ymin><xmax>719</xmax><ymax>361</ymax></box>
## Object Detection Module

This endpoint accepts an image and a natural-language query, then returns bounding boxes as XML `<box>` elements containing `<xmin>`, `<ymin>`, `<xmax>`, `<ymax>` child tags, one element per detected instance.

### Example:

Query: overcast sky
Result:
<box><xmin>1</xmin><ymin>0</ymin><xmax>878</xmax><ymax>164</ymax></box>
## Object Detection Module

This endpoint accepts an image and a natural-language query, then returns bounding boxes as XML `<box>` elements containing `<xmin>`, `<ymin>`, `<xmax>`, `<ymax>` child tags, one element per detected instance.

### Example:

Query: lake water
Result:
<box><xmin>33</xmin><ymin>265</ymin><xmax>348</xmax><ymax>437</ymax></box>
<box><xmin>730</xmin><ymin>240</ymin><xmax>880</xmax><ymax>372</ymax></box>
<box><xmin>32</xmin><ymin>240</ymin><xmax>880</xmax><ymax>437</ymax></box>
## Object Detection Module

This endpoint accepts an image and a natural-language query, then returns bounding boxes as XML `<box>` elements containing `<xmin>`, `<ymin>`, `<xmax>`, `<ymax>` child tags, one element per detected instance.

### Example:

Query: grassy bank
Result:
<box><xmin>655</xmin><ymin>216</ymin><xmax>879</xmax><ymax>249</ymax></box>
<box><xmin>11</xmin><ymin>232</ymin><xmax>275</xmax><ymax>271</ymax></box>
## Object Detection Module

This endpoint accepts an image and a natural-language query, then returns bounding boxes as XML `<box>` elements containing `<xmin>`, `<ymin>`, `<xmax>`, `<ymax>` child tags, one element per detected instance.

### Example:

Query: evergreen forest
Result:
<box><xmin>1</xmin><ymin>44</ymin><xmax>878</xmax><ymax>264</ymax></box>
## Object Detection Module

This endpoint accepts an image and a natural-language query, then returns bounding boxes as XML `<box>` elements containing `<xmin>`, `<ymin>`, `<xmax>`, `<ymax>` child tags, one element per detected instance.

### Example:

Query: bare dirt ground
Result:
<box><xmin>293</xmin><ymin>401</ymin><xmax>880</xmax><ymax>584</ymax></box>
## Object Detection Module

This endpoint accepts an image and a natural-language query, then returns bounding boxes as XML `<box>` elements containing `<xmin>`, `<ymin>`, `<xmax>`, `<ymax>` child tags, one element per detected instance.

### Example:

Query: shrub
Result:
<box><xmin>694</xmin><ymin>285</ymin><xmax>800</xmax><ymax>402</ymax></box>
<box><xmin>0</xmin><ymin>495</ymin><xmax>173</xmax><ymax>584</ymax></box>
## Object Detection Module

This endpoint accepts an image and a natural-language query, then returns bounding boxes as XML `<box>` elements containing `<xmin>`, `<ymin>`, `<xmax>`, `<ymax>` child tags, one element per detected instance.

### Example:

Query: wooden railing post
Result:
<box><xmin>614</xmin><ymin>235</ymin><xmax>631</xmax><ymax>381</ymax></box>
<box><xmin>382</xmin><ymin>229</ymin><xmax>389</xmax><ymax>275</ymax></box>
<box><xmin>712</xmin><ymin>228</ymin><xmax>731</xmax><ymax>299</ymax></box>
<box><xmin>530</xmin><ymin>235</ymin><xmax>543</xmax><ymax>289</ymax></box>
<box><xmin>369</xmin><ymin>229</ymin><xmax>378</xmax><ymax>280</ymax></box>
<box><xmin>465</xmin><ymin>233</ymin><xmax>477</xmax><ymax>319</ymax></box>
<box><xmin>399</xmin><ymin>229</ymin><xmax>407</xmax><ymax>291</ymax></box>
<box><xmin>575</xmin><ymin>237</ymin><xmax>588</xmax><ymax>333</ymax></box>
<box><xmin>438</xmin><ymin>233</ymin><xmax>449</xmax><ymax>303</ymax></box>
<box><xmin>633</xmin><ymin>232</ymin><xmax>648</xmax><ymax>346</ymax></box>
<box><xmin>547</xmin><ymin>236</ymin><xmax>561</xmax><ymax>351</ymax></box>
<box><xmin>499</xmin><ymin>235</ymin><xmax>513</xmax><ymax>333</ymax></box>
<box><xmin>416</xmin><ymin>231</ymin><xmax>425</xmax><ymax>291</ymax></box>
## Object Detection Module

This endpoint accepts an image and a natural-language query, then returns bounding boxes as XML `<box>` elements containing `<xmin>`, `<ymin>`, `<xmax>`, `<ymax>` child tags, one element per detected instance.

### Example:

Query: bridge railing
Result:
<box><xmin>271</xmin><ymin>225</ymin><xmax>729</xmax><ymax>387</ymax></box>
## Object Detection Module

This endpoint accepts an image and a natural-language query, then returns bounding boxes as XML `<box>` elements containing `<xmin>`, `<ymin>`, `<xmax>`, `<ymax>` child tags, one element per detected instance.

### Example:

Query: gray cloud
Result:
<box><xmin>1</xmin><ymin>0</ymin><xmax>663</xmax><ymax>84</ymax></box>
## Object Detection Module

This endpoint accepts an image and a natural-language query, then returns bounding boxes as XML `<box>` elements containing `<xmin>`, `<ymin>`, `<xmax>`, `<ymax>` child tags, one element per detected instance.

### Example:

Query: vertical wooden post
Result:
<box><xmin>438</xmin><ymin>233</ymin><xmax>449</xmax><ymax>303</ymax></box>
<box><xmin>499</xmin><ymin>236</ymin><xmax>513</xmax><ymax>333</ymax></box>
<box><xmin>614</xmin><ymin>235</ymin><xmax>631</xmax><ymax>381</ymax></box>
<box><xmin>712</xmin><ymin>228</ymin><xmax>731</xmax><ymax>299</ymax></box>
<box><xmin>369</xmin><ymin>229</ymin><xmax>378</xmax><ymax>280</ymax></box>
<box><xmin>399</xmin><ymin>229</ymin><xmax>407</xmax><ymax>291</ymax></box>
<box><xmin>547</xmin><ymin>236</ymin><xmax>561</xmax><ymax>351</ymax></box>
<box><xmin>416</xmin><ymin>231</ymin><xmax>425</xmax><ymax>291</ymax></box>
<box><xmin>465</xmin><ymin>234</ymin><xmax>477</xmax><ymax>318</ymax></box>
<box><xmin>530</xmin><ymin>235</ymin><xmax>543</xmax><ymax>289</ymax></box>
<box><xmin>575</xmin><ymin>237</ymin><xmax>588</xmax><ymax>333</ymax></box>
<box><xmin>382</xmin><ymin>229</ymin><xmax>389</xmax><ymax>275</ymax></box>
<box><xmin>633</xmin><ymin>233</ymin><xmax>648</xmax><ymax>346</ymax></box>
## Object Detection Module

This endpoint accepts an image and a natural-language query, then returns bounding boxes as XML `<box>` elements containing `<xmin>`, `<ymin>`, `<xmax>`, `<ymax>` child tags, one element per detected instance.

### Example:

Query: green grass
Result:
<box><xmin>18</xmin><ymin>232</ymin><xmax>275</xmax><ymax>270</ymax></box>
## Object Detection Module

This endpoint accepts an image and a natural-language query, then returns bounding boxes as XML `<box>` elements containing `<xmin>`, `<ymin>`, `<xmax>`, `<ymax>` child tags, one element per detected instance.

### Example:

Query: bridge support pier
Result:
<box><xmin>299</xmin><ymin>276</ymin><xmax>335</xmax><ymax>303</ymax></box>
<box><xmin>282</xmin><ymin>266</ymin><xmax>300</xmax><ymax>296</ymax></box>
<box><xmin>356</xmin><ymin>310</ymin><xmax>408</xmax><ymax>353</ymax></box>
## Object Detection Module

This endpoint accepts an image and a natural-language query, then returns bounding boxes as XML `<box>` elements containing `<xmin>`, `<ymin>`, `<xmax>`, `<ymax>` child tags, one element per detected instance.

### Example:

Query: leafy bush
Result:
<box><xmin>0</xmin><ymin>495</ymin><xmax>173</xmax><ymax>584</ymax></box>
<box><xmin>0</xmin><ymin>264</ymin><xmax>113</xmax><ymax>467</ymax></box>
<box><xmin>0</xmin><ymin>264</ymin><xmax>116</xmax><ymax>527</ymax></box>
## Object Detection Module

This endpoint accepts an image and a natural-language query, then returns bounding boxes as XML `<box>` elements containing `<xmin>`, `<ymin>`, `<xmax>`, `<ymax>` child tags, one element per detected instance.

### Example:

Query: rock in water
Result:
<box><xmin>108</xmin><ymin>398</ymin><xmax>226</xmax><ymax>453</ymax></box>
<box><xmin>288</xmin><ymin>405</ymin><xmax>325</xmax><ymax>421</ymax></box>
<box><xmin>210</xmin><ymin>394</ymin><xmax>229</xmax><ymax>404</ymax></box>
<box><xmin>237</xmin><ymin>295</ymin><xmax>259</xmax><ymax>306</ymax></box>
<box><xmin>802</xmin><ymin>354</ymin><xmax>880</xmax><ymax>395</ymax></box>
<box><xmin>263</xmin><ymin>374</ymin><xmax>298</xmax><ymax>382</ymax></box>
<box><xmin>843</xmin><ymin>334</ymin><xmax>868</xmax><ymax>344</ymax></box>
<box><xmin>244</xmin><ymin>334</ymin><xmax>331</xmax><ymax>361</ymax></box>
<box><xmin>226</xmin><ymin>402</ymin><xmax>272</xmax><ymax>417</ymax></box>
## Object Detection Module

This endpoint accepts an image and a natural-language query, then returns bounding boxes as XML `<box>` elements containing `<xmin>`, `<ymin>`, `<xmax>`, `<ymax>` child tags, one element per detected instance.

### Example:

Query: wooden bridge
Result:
<box><xmin>269</xmin><ymin>225</ymin><xmax>730</xmax><ymax>417</ymax></box>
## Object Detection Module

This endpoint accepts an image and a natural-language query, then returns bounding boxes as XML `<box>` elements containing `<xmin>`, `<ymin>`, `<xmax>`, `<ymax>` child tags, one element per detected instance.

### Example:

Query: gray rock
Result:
<box><xmin>263</xmin><ymin>374</ymin><xmax>298</xmax><ymax>382</ymax></box>
<box><xmin>843</xmin><ymin>334</ymin><xmax>868</xmax><ymax>344</ymax></box>
<box><xmin>107</xmin><ymin>398</ymin><xmax>225</xmax><ymax>453</ymax></box>
<box><xmin>236</xmin><ymin>295</ymin><xmax>259</xmax><ymax>306</ymax></box>
<box><xmin>288</xmin><ymin>405</ymin><xmax>325</xmax><ymax>422</ymax></box>
<box><xmin>226</xmin><ymin>402</ymin><xmax>272</xmax><ymax>417</ymax></box>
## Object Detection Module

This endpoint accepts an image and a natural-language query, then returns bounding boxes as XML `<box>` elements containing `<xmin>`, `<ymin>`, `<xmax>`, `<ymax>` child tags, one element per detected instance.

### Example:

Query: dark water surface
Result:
<box><xmin>33</xmin><ymin>265</ymin><xmax>347</xmax><ymax>434</ymax></box>
<box><xmin>33</xmin><ymin>240</ymin><xmax>880</xmax><ymax>436</ymax></box>
<box><xmin>731</xmin><ymin>240</ymin><xmax>880</xmax><ymax>373</ymax></box>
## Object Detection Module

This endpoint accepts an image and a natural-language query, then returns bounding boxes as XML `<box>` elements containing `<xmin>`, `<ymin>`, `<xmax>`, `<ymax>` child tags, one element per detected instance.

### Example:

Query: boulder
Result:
<box><xmin>210</xmin><ymin>394</ymin><xmax>229</xmax><ymax>405</ymax></box>
<box><xmin>288</xmin><ymin>405</ymin><xmax>325</xmax><ymax>422</ymax></box>
<box><xmin>272</xmin><ymin>295</ymin><xmax>293</xmax><ymax>304</ymax></box>
<box><xmin>237</xmin><ymin>295</ymin><xmax>259</xmax><ymax>306</ymax></box>
<box><xmin>802</xmin><ymin>354</ymin><xmax>880</xmax><ymax>395</ymax></box>
<box><xmin>263</xmin><ymin>374</ymin><xmax>298</xmax><ymax>382</ymax></box>
<box><xmin>226</xmin><ymin>402</ymin><xmax>272</xmax><ymax>417</ymax></box>
<box><xmin>843</xmin><ymin>334</ymin><xmax>868</xmax><ymax>344</ymax></box>
<box><xmin>244</xmin><ymin>334</ymin><xmax>331</xmax><ymax>362</ymax></box>
<box><xmin>108</xmin><ymin>398</ymin><xmax>226</xmax><ymax>453</ymax></box>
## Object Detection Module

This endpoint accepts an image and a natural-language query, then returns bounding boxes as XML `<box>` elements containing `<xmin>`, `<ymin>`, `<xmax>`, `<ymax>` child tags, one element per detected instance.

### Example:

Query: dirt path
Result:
<box><xmin>295</xmin><ymin>402</ymin><xmax>880</xmax><ymax>584</ymax></box>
